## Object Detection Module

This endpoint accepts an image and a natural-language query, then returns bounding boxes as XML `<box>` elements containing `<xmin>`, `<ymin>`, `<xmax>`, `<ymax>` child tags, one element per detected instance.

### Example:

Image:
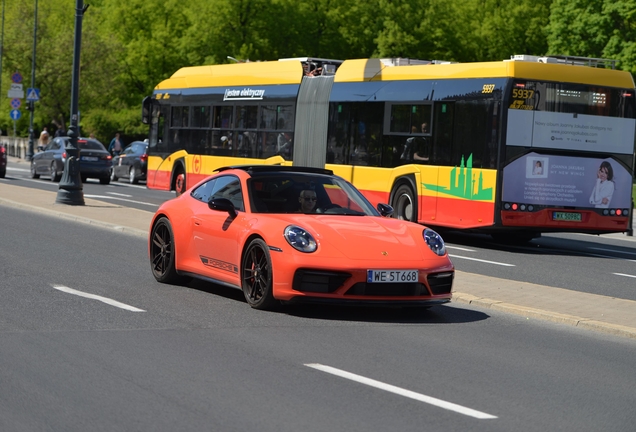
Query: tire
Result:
<box><xmin>110</xmin><ymin>167</ymin><xmax>118</xmax><ymax>181</ymax></box>
<box><xmin>391</xmin><ymin>184</ymin><xmax>417</xmax><ymax>222</ymax></box>
<box><xmin>174</xmin><ymin>169</ymin><xmax>186</xmax><ymax>197</ymax></box>
<box><xmin>99</xmin><ymin>176</ymin><xmax>110</xmax><ymax>185</ymax></box>
<box><xmin>51</xmin><ymin>162</ymin><xmax>61</xmax><ymax>182</ymax></box>
<box><xmin>150</xmin><ymin>217</ymin><xmax>181</xmax><ymax>283</ymax></box>
<box><xmin>129</xmin><ymin>166</ymin><xmax>139</xmax><ymax>184</ymax></box>
<box><xmin>0</xmin><ymin>169</ymin><xmax>5</xmax><ymax>179</ymax></box>
<box><xmin>241</xmin><ymin>238</ymin><xmax>278</xmax><ymax>310</ymax></box>
<box><xmin>30</xmin><ymin>161</ymin><xmax>40</xmax><ymax>179</ymax></box>
<box><xmin>81</xmin><ymin>175</ymin><xmax>87</xmax><ymax>183</ymax></box>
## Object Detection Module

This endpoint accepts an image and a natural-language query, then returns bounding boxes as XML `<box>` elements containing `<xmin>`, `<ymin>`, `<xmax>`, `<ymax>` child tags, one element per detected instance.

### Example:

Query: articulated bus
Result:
<box><xmin>142</xmin><ymin>54</ymin><xmax>635</xmax><ymax>240</ymax></box>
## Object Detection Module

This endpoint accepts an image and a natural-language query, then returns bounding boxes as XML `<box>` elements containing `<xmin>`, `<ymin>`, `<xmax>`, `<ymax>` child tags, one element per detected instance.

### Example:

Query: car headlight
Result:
<box><xmin>423</xmin><ymin>228</ymin><xmax>446</xmax><ymax>256</ymax></box>
<box><xmin>284</xmin><ymin>225</ymin><xmax>317</xmax><ymax>253</ymax></box>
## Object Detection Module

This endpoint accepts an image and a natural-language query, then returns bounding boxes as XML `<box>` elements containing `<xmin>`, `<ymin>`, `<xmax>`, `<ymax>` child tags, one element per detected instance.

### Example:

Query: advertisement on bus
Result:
<box><xmin>502</xmin><ymin>153</ymin><xmax>632</xmax><ymax>210</ymax></box>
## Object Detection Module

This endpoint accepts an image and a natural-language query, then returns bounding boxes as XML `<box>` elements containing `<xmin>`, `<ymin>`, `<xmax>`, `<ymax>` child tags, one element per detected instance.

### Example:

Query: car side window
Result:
<box><xmin>191</xmin><ymin>175</ymin><xmax>244</xmax><ymax>211</ymax></box>
<box><xmin>210</xmin><ymin>176</ymin><xmax>244</xmax><ymax>211</ymax></box>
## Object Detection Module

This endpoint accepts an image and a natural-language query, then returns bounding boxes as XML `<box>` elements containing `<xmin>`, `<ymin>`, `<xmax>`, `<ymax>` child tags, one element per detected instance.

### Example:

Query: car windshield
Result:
<box><xmin>247</xmin><ymin>172</ymin><xmax>379</xmax><ymax>215</ymax></box>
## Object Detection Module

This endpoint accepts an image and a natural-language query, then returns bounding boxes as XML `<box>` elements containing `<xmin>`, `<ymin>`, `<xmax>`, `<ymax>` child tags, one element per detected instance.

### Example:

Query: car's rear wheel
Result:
<box><xmin>30</xmin><ymin>161</ymin><xmax>40</xmax><ymax>179</ymax></box>
<box><xmin>51</xmin><ymin>162</ymin><xmax>61</xmax><ymax>182</ymax></box>
<box><xmin>150</xmin><ymin>217</ymin><xmax>181</xmax><ymax>283</ymax></box>
<box><xmin>99</xmin><ymin>176</ymin><xmax>110</xmax><ymax>185</ymax></box>
<box><xmin>241</xmin><ymin>238</ymin><xmax>277</xmax><ymax>310</ymax></box>
<box><xmin>129</xmin><ymin>166</ymin><xmax>138</xmax><ymax>184</ymax></box>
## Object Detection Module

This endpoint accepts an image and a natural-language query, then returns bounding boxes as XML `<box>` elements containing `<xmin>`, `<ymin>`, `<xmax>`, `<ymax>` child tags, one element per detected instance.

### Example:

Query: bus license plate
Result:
<box><xmin>553</xmin><ymin>212</ymin><xmax>581</xmax><ymax>222</ymax></box>
<box><xmin>367</xmin><ymin>269</ymin><xmax>418</xmax><ymax>283</ymax></box>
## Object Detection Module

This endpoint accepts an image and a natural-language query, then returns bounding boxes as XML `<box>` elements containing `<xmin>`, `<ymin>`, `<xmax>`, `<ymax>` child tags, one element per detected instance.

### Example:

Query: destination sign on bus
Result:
<box><xmin>223</xmin><ymin>88</ymin><xmax>265</xmax><ymax>101</ymax></box>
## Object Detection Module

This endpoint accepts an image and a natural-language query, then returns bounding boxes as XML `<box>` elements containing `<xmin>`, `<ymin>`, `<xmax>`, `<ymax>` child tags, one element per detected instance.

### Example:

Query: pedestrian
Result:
<box><xmin>54</xmin><ymin>126</ymin><xmax>66</xmax><ymax>137</ymax></box>
<box><xmin>108</xmin><ymin>132</ymin><xmax>124</xmax><ymax>156</ymax></box>
<box><xmin>38</xmin><ymin>127</ymin><xmax>50</xmax><ymax>150</ymax></box>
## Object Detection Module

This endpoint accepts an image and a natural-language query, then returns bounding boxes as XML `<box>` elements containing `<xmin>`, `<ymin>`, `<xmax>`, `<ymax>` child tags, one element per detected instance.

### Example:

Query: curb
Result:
<box><xmin>0</xmin><ymin>197</ymin><xmax>148</xmax><ymax>239</ymax></box>
<box><xmin>452</xmin><ymin>293</ymin><xmax>636</xmax><ymax>339</ymax></box>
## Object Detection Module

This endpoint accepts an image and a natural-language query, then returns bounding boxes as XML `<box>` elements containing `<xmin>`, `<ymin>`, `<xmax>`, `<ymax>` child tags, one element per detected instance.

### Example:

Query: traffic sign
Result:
<box><xmin>10</xmin><ymin>98</ymin><xmax>21</xmax><ymax>109</ymax></box>
<box><xmin>11</xmin><ymin>72</ymin><xmax>23</xmax><ymax>84</ymax></box>
<box><xmin>8</xmin><ymin>83</ymin><xmax>24</xmax><ymax>99</ymax></box>
<box><xmin>26</xmin><ymin>88</ymin><xmax>40</xmax><ymax>102</ymax></box>
<box><xmin>10</xmin><ymin>109</ymin><xmax>21</xmax><ymax>120</ymax></box>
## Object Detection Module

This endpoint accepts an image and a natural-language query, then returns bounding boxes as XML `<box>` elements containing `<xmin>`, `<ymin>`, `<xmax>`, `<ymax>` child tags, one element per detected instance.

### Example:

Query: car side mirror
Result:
<box><xmin>377</xmin><ymin>203</ymin><xmax>394</xmax><ymax>217</ymax></box>
<box><xmin>208</xmin><ymin>198</ymin><xmax>238</xmax><ymax>218</ymax></box>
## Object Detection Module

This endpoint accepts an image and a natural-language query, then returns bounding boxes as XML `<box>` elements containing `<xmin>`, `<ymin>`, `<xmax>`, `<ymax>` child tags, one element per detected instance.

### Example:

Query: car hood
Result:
<box><xmin>275</xmin><ymin>214</ymin><xmax>432</xmax><ymax>261</ymax></box>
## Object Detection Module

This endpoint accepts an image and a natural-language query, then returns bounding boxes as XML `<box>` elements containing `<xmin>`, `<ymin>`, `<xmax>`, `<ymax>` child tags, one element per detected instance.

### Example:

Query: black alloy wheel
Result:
<box><xmin>150</xmin><ymin>217</ymin><xmax>180</xmax><ymax>283</ymax></box>
<box><xmin>241</xmin><ymin>238</ymin><xmax>277</xmax><ymax>310</ymax></box>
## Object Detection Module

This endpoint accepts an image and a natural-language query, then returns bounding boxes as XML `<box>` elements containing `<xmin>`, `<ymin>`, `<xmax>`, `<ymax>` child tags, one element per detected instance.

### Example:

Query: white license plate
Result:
<box><xmin>82</xmin><ymin>156</ymin><xmax>98</xmax><ymax>161</ymax></box>
<box><xmin>367</xmin><ymin>269</ymin><xmax>418</xmax><ymax>283</ymax></box>
<box><xmin>553</xmin><ymin>211</ymin><xmax>581</xmax><ymax>222</ymax></box>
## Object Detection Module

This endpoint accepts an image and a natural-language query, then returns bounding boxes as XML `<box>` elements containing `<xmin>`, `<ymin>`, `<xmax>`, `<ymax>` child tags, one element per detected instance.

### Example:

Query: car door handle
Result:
<box><xmin>193</xmin><ymin>217</ymin><xmax>202</xmax><ymax>226</ymax></box>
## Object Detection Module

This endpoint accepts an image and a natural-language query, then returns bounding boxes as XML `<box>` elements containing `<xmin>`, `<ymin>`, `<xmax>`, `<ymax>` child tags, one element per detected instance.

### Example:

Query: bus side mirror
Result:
<box><xmin>142</xmin><ymin>96</ymin><xmax>153</xmax><ymax>125</ymax></box>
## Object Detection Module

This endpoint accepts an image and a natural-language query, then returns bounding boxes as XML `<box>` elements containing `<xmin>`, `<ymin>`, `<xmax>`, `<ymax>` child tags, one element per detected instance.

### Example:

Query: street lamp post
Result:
<box><xmin>25</xmin><ymin>0</ymin><xmax>37</xmax><ymax>161</ymax></box>
<box><xmin>56</xmin><ymin>0</ymin><xmax>88</xmax><ymax>205</ymax></box>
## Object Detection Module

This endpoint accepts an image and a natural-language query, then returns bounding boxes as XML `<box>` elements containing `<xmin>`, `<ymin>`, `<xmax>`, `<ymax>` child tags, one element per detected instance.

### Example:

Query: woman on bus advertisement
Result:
<box><xmin>589</xmin><ymin>161</ymin><xmax>615</xmax><ymax>208</ymax></box>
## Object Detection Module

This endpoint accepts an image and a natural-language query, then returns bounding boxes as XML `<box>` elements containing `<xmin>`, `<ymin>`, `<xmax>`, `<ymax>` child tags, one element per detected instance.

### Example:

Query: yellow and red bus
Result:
<box><xmin>142</xmin><ymin>55</ymin><xmax>635</xmax><ymax>240</ymax></box>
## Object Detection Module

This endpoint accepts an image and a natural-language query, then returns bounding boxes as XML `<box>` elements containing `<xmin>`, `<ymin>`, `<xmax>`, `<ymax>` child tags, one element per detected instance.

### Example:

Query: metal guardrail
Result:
<box><xmin>1</xmin><ymin>137</ymin><xmax>29</xmax><ymax>159</ymax></box>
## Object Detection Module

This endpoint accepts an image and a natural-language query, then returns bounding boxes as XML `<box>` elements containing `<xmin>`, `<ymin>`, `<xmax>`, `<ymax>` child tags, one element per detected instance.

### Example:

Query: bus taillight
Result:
<box><xmin>602</xmin><ymin>208</ymin><xmax>630</xmax><ymax>217</ymax></box>
<box><xmin>503</xmin><ymin>203</ymin><xmax>535</xmax><ymax>212</ymax></box>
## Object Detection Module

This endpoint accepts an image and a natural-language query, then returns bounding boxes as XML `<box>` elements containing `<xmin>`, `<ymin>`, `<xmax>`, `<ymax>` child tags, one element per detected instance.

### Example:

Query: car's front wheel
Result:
<box><xmin>241</xmin><ymin>238</ymin><xmax>277</xmax><ymax>310</ymax></box>
<box><xmin>150</xmin><ymin>217</ymin><xmax>181</xmax><ymax>283</ymax></box>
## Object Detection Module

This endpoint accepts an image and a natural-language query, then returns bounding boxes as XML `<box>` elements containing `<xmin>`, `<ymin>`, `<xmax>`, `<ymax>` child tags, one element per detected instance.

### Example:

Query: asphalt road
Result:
<box><xmin>1</xmin><ymin>206</ymin><xmax>635</xmax><ymax>431</ymax></box>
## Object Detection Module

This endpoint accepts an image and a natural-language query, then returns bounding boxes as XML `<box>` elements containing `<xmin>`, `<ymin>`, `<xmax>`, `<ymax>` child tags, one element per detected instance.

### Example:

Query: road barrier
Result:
<box><xmin>1</xmin><ymin>137</ymin><xmax>29</xmax><ymax>159</ymax></box>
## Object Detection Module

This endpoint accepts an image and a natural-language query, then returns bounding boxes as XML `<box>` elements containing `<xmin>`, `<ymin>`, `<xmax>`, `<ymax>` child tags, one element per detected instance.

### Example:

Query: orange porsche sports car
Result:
<box><xmin>149</xmin><ymin>166</ymin><xmax>454</xmax><ymax>310</ymax></box>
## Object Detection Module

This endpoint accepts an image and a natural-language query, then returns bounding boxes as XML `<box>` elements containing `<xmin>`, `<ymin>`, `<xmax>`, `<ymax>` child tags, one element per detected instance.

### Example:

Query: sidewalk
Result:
<box><xmin>2</xmin><ymin>166</ymin><xmax>636</xmax><ymax>339</ymax></box>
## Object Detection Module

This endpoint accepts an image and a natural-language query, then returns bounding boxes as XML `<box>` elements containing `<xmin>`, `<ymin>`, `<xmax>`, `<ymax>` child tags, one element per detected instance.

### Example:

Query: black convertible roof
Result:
<box><xmin>215</xmin><ymin>165</ymin><xmax>334</xmax><ymax>176</ymax></box>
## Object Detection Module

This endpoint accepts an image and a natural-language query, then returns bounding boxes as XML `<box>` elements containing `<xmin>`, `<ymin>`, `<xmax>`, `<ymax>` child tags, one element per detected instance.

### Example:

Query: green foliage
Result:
<box><xmin>2</xmin><ymin>0</ymin><xmax>636</xmax><ymax>141</ymax></box>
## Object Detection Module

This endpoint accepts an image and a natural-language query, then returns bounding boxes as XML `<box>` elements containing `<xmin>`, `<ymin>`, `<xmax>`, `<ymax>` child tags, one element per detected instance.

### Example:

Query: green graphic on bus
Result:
<box><xmin>422</xmin><ymin>154</ymin><xmax>493</xmax><ymax>201</ymax></box>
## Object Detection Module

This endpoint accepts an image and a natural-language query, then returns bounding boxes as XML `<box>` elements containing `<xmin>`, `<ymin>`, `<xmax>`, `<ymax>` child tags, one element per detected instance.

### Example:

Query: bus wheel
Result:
<box><xmin>392</xmin><ymin>184</ymin><xmax>417</xmax><ymax>222</ymax></box>
<box><xmin>174</xmin><ymin>171</ymin><xmax>186</xmax><ymax>196</ymax></box>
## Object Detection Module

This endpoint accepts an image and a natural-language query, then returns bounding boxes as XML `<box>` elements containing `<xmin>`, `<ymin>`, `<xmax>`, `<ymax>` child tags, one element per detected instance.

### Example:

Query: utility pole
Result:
<box><xmin>56</xmin><ymin>0</ymin><xmax>88</xmax><ymax>205</ymax></box>
<box><xmin>26</xmin><ymin>0</ymin><xmax>37</xmax><ymax>161</ymax></box>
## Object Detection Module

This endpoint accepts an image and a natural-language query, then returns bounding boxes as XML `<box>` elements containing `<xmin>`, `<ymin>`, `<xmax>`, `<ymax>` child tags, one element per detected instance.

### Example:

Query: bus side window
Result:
<box><xmin>432</xmin><ymin>102</ymin><xmax>454</xmax><ymax>166</ymax></box>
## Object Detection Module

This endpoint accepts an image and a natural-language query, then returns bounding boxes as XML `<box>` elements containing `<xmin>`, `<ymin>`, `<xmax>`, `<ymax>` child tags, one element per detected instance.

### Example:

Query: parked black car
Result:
<box><xmin>110</xmin><ymin>141</ymin><xmax>148</xmax><ymax>184</ymax></box>
<box><xmin>0</xmin><ymin>144</ymin><xmax>7</xmax><ymax>178</ymax></box>
<box><xmin>30</xmin><ymin>137</ymin><xmax>112</xmax><ymax>184</ymax></box>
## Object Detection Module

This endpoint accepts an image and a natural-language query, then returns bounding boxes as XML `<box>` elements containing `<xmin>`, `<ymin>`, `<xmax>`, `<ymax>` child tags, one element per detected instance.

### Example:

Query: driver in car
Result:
<box><xmin>298</xmin><ymin>189</ymin><xmax>317</xmax><ymax>213</ymax></box>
